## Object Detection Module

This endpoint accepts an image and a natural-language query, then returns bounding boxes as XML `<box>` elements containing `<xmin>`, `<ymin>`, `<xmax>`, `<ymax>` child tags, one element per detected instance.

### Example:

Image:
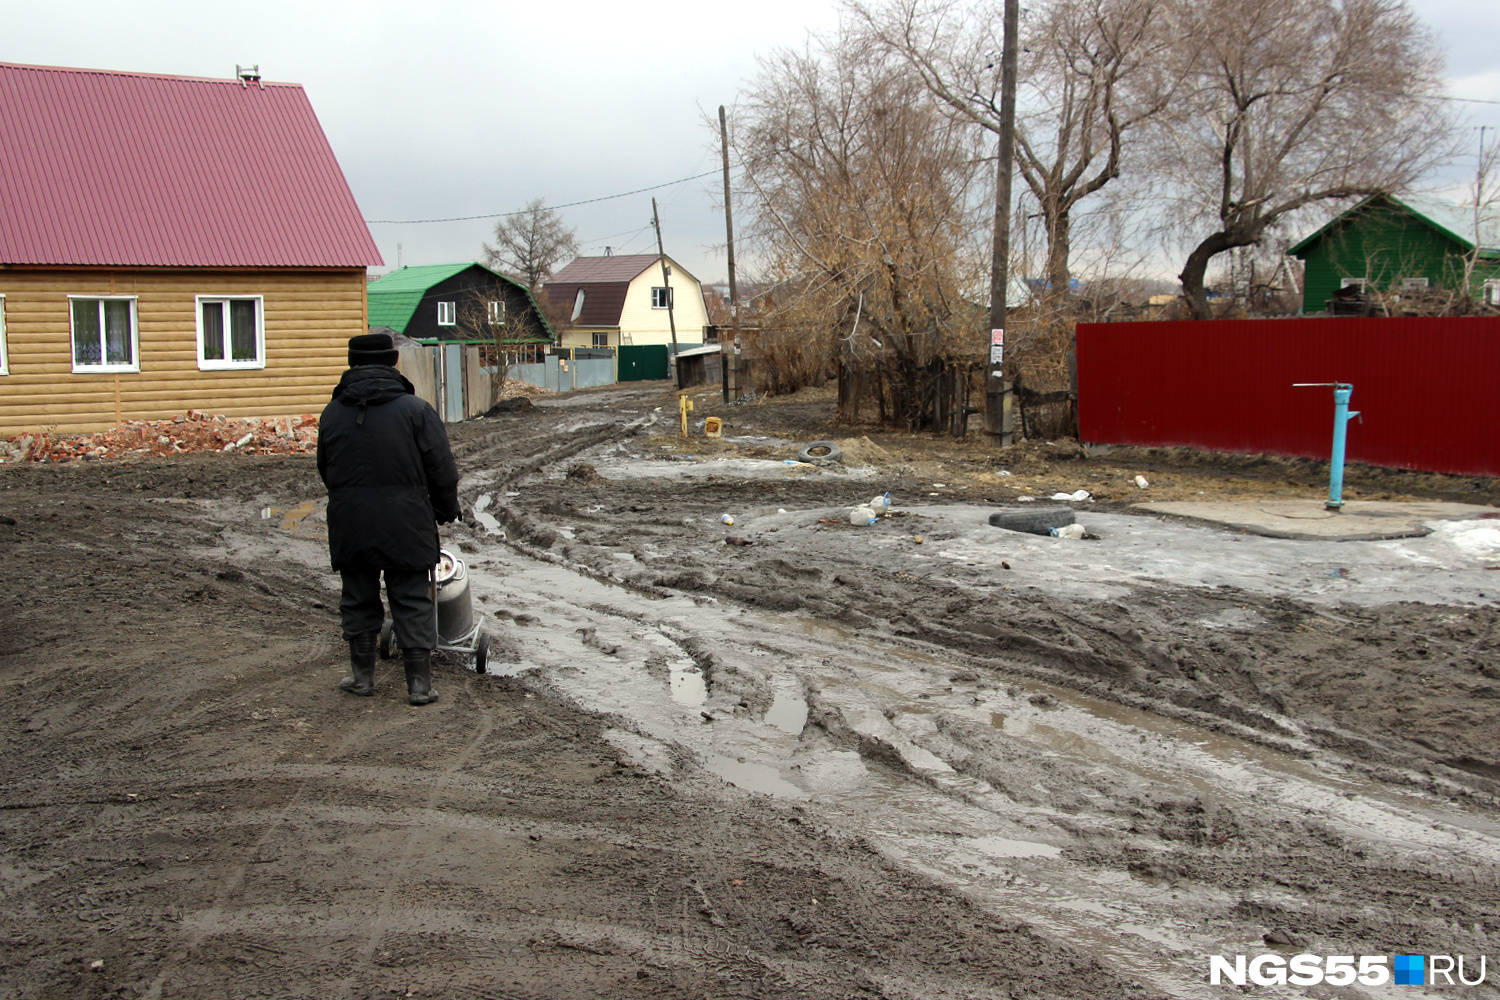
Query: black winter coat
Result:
<box><xmin>317</xmin><ymin>366</ymin><xmax>461</xmax><ymax>572</ymax></box>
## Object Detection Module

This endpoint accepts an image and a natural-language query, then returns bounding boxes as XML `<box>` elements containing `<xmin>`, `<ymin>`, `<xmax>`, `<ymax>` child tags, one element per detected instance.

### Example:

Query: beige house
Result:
<box><xmin>0</xmin><ymin>62</ymin><xmax>381</xmax><ymax>436</ymax></box>
<box><xmin>544</xmin><ymin>254</ymin><xmax>711</xmax><ymax>352</ymax></box>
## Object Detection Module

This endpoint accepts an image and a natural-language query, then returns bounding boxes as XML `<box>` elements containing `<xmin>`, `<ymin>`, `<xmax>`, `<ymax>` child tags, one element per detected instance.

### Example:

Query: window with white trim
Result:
<box><xmin>651</xmin><ymin>286</ymin><xmax>673</xmax><ymax>309</ymax></box>
<box><xmin>0</xmin><ymin>295</ymin><xmax>8</xmax><ymax>375</ymax></box>
<box><xmin>592</xmin><ymin>331</ymin><xmax>609</xmax><ymax>347</ymax></box>
<box><xmin>488</xmin><ymin>299</ymin><xmax>505</xmax><ymax>324</ymax></box>
<box><xmin>69</xmin><ymin>296</ymin><xmax>139</xmax><ymax>372</ymax></box>
<box><xmin>1339</xmin><ymin>277</ymin><xmax>1368</xmax><ymax>291</ymax></box>
<box><xmin>1485</xmin><ymin>279</ymin><xmax>1500</xmax><ymax>306</ymax></box>
<box><xmin>437</xmin><ymin>301</ymin><xmax>456</xmax><ymax>326</ymax></box>
<box><xmin>1401</xmin><ymin>276</ymin><xmax>1429</xmax><ymax>289</ymax></box>
<box><xmin>196</xmin><ymin>295</ymin><xmax>265</xmax><ymax>369</ymax></box>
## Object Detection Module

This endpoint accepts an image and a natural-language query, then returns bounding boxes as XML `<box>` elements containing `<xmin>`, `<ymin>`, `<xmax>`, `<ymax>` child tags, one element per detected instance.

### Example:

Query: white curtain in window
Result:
<box><xmin>73</xmin><ymin>300</ymin><xmax>101</xmax><ymax>365</ymax></box>
<box><xmin>104</xmin><ymin>300</ymin><xmax>132</xmax><ymax>365</ymax></box>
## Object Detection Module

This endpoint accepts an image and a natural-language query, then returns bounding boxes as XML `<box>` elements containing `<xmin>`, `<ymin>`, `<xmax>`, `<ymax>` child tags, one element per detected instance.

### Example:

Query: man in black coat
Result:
<box><xmin>317</xmin><ymin>333</ymin><xmax>462</xmax><ymax>705</ymax></box>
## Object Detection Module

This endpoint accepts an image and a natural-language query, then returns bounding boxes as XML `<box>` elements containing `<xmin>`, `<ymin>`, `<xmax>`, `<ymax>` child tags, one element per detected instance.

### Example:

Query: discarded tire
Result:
<box><xmin>987</xmin><ymin>506</ymin><xmax>1075</xmax><ymax>535</ymax></box>
<box><xmin>797</xmin><ymin>440</ymin><xmax>843</xmax><ymax>463</ymax></box>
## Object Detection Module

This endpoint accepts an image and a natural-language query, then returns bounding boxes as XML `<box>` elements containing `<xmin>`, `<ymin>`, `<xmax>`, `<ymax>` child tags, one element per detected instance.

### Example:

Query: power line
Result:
<box><xmin>364</xmin><ymin>169</ymin><xmax>723</xmax><ymax>225</ymax></box>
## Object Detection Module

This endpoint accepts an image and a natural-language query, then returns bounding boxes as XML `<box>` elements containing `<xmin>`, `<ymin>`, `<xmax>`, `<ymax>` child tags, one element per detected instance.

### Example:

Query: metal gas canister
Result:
<box><xmin>434</xmin><ymin>548</ymin><xmax>475</xmax><ymax>642</ymax></box>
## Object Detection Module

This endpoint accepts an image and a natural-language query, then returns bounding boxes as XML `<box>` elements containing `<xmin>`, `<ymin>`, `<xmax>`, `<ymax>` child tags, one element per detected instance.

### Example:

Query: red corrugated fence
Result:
<box><xmin>1075</xmin><ymin>316</ymin><xmax>1500</xmax><ymax>477</ymax></box>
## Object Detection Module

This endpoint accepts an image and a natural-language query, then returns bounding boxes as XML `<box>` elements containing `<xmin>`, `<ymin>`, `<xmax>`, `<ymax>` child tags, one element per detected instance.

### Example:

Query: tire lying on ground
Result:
<box><xmin>988</xmin><ymin>505</ymin><xmax>1075</xmax><ymax>535</ymax></box>
<box><xmin>797</xmin><ymin>440</ymin><xmax>843</xmax><ymax>463</ymax></box>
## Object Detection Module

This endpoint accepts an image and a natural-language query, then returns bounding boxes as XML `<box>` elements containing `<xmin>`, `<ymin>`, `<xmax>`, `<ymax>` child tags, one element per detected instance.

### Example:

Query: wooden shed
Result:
<box><xmin>0</xmin><ymin>62</ymin><xmax>383</xmax><ymax>436</ymax></box>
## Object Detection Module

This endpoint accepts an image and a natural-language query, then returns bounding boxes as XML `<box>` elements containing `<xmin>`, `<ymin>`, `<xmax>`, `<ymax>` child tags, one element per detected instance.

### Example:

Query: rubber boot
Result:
<box><xmin>339</xmin><ymin>632</ymin><xmax>377</xmax><ymax>696</ymax></box>
<box><xmin>403</xmin><ymin>648</ymin><xmax>439</xmax><ymax>706</ymax></box>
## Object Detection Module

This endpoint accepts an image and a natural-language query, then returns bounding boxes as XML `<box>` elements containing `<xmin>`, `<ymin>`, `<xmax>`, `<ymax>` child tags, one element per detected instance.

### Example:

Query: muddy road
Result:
<box><xmin>3</xmin><ymin>382</ymin><xmax>1499</xmax><ymax>999</ymax></box>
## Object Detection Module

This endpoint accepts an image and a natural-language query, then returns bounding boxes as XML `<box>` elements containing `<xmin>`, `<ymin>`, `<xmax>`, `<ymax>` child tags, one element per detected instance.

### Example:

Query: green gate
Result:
<box><xmin>617</xmin><ymin>345</ymin><xmax>669</xmax><ymax>381</ymax></box>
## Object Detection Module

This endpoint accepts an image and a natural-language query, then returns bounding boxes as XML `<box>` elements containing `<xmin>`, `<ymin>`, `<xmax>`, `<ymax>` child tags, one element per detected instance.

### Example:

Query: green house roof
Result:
<box><xmin>1290</xmin><ymin>194</ymin><xmax>1500</xmax><ymax>259</ymax></box>
<box><xmin>367</xmin><ymin>262</ymin><xmax>555</xmax><ymax>338</ymax></box>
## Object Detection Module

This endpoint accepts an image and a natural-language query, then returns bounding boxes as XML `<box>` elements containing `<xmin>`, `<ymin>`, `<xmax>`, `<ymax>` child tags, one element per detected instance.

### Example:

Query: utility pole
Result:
<box><xmin>719</xmin><ymin>105</ymin><xmax>741</xmax><ymax>404</ymax></box>
<box><xmin>651</xmin><ymin>197</ymin><xmax>682</xmax><ymax>389</ymax></box>
<box><xmin>984</xmin><ymin>0</ymin><xmax>1019</xmax><ymax>447</ymax></box>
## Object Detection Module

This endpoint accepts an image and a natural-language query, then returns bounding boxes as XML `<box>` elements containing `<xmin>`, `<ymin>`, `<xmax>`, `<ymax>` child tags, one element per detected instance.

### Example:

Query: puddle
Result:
<box><xmin>260</xmin><ymin>499</ymin><xmax>325</xmax><ymax>538</ymax></box>
<box><xmin>765</xmin><ymin>690</ymin><xmax>808</xmax><ymax>734</ymax></box>
<box><xmin>471</xmin><ymin>494</ymin><xmax>505</xmax><ymax>537</ymax></box>
<box><xmin>970</xmin><ymin>835</ymin><xmax>1063</xmax><ymax>859</ymax></box>
<box><xmin>704</xmin><ymin>755</ymin><xmax>808</xmax><ymax>798</ymax></box>
<box><xmin>670</xmin><ymin>664</ymin><xmax>706</xmax><ymax>707</ymax></box>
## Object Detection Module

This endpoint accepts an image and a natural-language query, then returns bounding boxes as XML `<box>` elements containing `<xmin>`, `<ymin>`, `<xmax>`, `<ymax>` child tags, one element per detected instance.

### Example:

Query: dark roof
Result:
<box><xmin>545</xmin><ymin>280</ymin><xmax>628</xmax><ymax>327</ymax></box>
<box><xmin>549</xmin><ymin>254</ymin><xmax>661</xmax><ymax>283</ymax></box>
<box><xmin>0</xmin><ymin>61</ymin><xmax>382</xmax><ymax>268</ymax></box>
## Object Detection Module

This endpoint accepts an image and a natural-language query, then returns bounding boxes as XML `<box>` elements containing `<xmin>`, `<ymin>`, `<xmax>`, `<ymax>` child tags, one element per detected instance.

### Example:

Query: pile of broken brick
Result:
<box><xmin>1</xmin><ymin>410</ymin><xmax>319</xmax><ymax>464</ymax></box>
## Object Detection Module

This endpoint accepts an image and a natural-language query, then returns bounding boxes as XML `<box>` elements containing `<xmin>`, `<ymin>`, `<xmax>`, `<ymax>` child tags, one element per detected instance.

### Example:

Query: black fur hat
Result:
<box><xmin>348</xmin><ymin>332</ymin><xmax>399</xmax><ymax>367</ymax></box>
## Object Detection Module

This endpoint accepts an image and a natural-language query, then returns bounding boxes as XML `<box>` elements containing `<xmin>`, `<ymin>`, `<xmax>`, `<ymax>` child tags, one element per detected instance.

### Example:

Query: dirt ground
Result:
<box><xmin>3</xmin><ymin>380</ymin><xmax>1499</xmax><ymax>999</ymax></box>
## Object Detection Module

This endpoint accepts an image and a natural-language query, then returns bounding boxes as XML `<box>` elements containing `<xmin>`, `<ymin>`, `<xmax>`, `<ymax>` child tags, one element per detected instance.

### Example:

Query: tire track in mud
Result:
<box><xmin>1</xmin><ymin>409</ymin><xmax>1172</xmax><ymax>1000</ymax></box>
<box><xmin>333</xmin><ymin>678</ymin><xmax>499</xmax><ymax>998</ymax></box>
<box><xmin>452</xmin><ymin>420</ymin><xmax>1500</xmax><ymax>997</ymax></box>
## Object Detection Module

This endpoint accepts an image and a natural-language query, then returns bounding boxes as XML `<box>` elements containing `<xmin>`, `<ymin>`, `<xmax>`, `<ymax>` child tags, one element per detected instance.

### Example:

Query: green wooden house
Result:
<box><xmin>367</xmin><ymin>262</ymin><xmax>554</xmax><ymax>364</ymax></box>
<box><xmin>1289</xmin><ymin>194</ymin><xmax>1500</xmax><ymax>313</ymax></box>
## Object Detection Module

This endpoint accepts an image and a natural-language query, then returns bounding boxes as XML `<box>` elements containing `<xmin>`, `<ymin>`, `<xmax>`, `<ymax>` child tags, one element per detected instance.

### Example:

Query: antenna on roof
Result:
<box><xmin>603</xmin><ymin>246</ymin><xmax>613</xmax><ymax>256</ymax></box>
<box><xmin>235</xmin><ymin>64</ymin><xmax>263</xmax><ymax>90</ymax></box>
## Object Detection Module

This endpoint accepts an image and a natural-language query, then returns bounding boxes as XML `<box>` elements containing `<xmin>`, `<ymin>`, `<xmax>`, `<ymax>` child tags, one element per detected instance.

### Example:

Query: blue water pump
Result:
<box><xmin>1293</xmin><ymin>382</ymin><xmax>1361</xmax><ymax>510</ymax></box>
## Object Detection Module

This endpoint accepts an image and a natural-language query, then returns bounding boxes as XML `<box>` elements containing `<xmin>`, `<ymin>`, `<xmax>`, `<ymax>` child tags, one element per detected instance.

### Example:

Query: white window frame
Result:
<box><xmin>68</xmin><ymin>295</ymin><xmax>139</xmax><ymax>373</ymax></box>
<box><xmin>1400</xmin><ymin>276</ymin><xmax>1429</xmax><ymax>289</ymax></box>
<box><xmin>488</xmin><ymin>299</ymin><xmax>505</xmax><ymax>325</ymax></box>
<box><xmin>591</xmin><ymin>331</ymin><xmax>609</xmax><ymax>347</ymax></box>
<box><xmin>437</xmin><ymin>301</ymin><xmax>456</xmax><ymax>326</ymax></box>
<box><xmin>651</xmin><ymin>286</ymin><xmax>673</xmax><ymax>309</ymax></box>
<box><xmin>1485</xmin><ymin>279</ymin><xmax>1500</xmax><ymax>306</ymax></box>
<box><xmin>0</xmin><ymin>295</ymin><xmax>8</xmax><ymax>375</ymax></box>
<box><xmin>1339</xmin><ymin>277</ymin><xmax>1368</xmax><ymax>291</ymax></box>
<box><xmin>194</xmin><ymin>295</ymin><xmax>266</xmax><ymax>371</ymax></box>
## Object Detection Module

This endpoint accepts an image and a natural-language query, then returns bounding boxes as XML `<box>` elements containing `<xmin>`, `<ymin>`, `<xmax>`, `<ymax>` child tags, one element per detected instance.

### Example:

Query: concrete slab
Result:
<box><xmin>1130</xmin><ymin>498</ymin><xmax>1499</xmax><ymax>540</ymax></box>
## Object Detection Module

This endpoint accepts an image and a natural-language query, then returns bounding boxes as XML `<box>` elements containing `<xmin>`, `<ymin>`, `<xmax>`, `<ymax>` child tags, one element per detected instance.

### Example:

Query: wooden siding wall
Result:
<box><xmin>0</xmin><ymin>268</ymin><xmax>367</xmax><ymax>436</ymax></box>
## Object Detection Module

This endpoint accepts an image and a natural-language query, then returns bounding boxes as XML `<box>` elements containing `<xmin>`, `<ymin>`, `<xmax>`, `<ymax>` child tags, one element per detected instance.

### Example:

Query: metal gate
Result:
<box><xmin>618</xmin><ymin>345</ymin><xmax>669</xmax><ymax>381</ymax></box>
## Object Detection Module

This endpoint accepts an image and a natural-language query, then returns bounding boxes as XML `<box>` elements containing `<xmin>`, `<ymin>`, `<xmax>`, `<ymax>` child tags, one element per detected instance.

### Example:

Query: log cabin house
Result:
<box><xmin>0</xmin><ymin>61</ymin><xmax>382</xmax><ymax>436</ymax></box>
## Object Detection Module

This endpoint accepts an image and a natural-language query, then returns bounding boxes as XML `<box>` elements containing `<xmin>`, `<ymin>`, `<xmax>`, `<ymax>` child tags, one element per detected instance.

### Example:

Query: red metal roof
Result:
<box><xmin>0</xmin><ymin>62</ymin><xmax>382</xmax><ymax>268</ymax></box>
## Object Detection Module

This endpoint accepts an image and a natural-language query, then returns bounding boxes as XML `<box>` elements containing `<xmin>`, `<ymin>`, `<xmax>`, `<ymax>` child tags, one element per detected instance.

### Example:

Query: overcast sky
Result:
<box><xmin>6</xmin><ymin>0</ymin><xmax>1498</xmax><ymax>285</ymax></box>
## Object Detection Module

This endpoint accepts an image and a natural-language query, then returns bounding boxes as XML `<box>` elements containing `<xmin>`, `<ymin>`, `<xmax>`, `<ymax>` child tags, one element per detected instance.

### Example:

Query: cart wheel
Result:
<box><xmin>378</xmin><ymin>621</ymin><xmax>397</xmax><ymax>660</ymax></box>
<box><xmin>475</xmin><ymin>633</ymin><xmax>490</xmax><ymax>675</ymax></box>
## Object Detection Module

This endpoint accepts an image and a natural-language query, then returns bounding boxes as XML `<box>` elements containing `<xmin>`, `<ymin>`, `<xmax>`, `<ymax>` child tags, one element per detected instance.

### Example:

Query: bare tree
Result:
<box><xmin>848</xmin><ymin>0</ymin><xmax>1176</xmax><ymax>301</ymax></box>
<box><xmin>1158</xmin><ymin>0</ymin><xmax>1454</xmax><ymax>319</ymax></box>
<box><xmin>481</xmin><ymin>199</ymin><xmax>580</xmax><ymax>293</ymax></box>
<box><xmin>734</xmin><ymin>35</ymin><xmax>989</xmax><ymax>417</ymax></box>
<box><xmin>1460</xmin><ymin>132</ymin><xmax>1500</xmax><ymax>306</ymax></box>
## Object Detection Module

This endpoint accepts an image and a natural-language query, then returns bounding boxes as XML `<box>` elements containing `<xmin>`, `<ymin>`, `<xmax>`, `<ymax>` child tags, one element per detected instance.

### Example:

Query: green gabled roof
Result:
<box><xmin>366</xmin><ymin>262</ymin><xmax>556</xmax><ymax>339</ymax></box>
<box><xmin>367</xmin><ymin>263</ymin><xmax>472</xmax><ymax>332</ymax></box>
<box><xmin>1290</xmin><ymin>194</ymin><xmax>1500</xmax><ymax>257</ymax></box>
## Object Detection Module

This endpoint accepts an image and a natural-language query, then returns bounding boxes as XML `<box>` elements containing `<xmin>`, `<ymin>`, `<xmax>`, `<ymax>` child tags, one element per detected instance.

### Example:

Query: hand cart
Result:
<box><xmin>378</xmin><ymin>548</ymin><xmax>491</xmax><ymax>674</ymax></box>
